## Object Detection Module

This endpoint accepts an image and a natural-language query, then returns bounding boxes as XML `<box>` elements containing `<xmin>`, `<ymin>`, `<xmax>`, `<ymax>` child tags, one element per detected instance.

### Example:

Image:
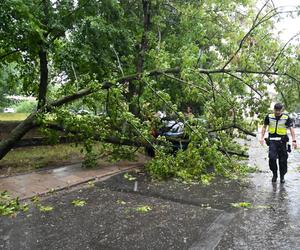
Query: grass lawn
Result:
<box><xmin>0</xmin><ymin>113</ymin><xmax>28</xmax><ymax>121</ymax></box>
<box><xmin>0</xmin><ymin>113</ymin><xmax>145</xmax><ymax>176</ymax></box>
<box><xmin>0</xmin><ymin>143</ymin><xmax>85</xmax><ymax>176</ymax></box>
<box><xmin>0</xmin><ymin>142</ymin><xmax>144</xmax><ymax>177</ymax></box>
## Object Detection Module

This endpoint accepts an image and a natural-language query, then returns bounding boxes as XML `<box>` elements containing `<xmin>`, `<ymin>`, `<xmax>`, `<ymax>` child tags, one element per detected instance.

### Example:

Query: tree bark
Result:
<box><xmin>0</xmin><ymin>64</ymin><xmax>297</xmax><ymax>160</ymax></box>
<box><xmin>37</xmin><ymin>0</ymin><xmax>49</xmax><ymax>109</ymax></box>
<box><xmin>136</xmin><ymin>0</ymin><xmax>151</xmax><ymax>74</ymax></box>
<box><xmin>208</xmin><ymin>124</ymin><xmax>256</xmax><ymax>137</ymax></box>
<box><xmin>12</xmin><ymin>132</ymin><xmax>248</xmax><ymax>158</ymax></box>
<box><xmin>0</xmin><ymin>68</ymin><xmax>180</xmax><ymax>160</ymax></box>
<box><xmin>0</xmin><ymin>113</ymin><xmax>37</xmax><ymax>159</ymax></box>
<box><xmin>129</xmin><ymin>0</ymin><xmax>151</xmax><ymax>116</ymax></box>
<box><xmin>37</xmin><ymin>49</ymin><xmax>48</xmax><ymax>109</ymax></box>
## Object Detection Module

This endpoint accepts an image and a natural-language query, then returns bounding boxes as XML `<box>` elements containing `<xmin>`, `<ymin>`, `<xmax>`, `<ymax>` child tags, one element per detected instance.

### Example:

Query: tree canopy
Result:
<box><xmin>1</xmin><ymin>0</ymin><xmax>300</xmax><ymax>180</ymax></box>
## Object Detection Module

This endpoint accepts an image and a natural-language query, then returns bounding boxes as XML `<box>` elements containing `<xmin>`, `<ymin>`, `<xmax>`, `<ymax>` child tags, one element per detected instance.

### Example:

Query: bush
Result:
<box><xmin>13</xmin><ymin>101</ymin><xmax>37</xmax><ymax>113</ymax></box>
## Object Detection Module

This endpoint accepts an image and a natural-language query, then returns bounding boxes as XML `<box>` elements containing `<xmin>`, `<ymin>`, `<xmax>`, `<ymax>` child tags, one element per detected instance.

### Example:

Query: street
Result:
<box><xmin>0</xmin><ymin>129</ymin><xmax>299</xmax><ymax>250</ymax></box>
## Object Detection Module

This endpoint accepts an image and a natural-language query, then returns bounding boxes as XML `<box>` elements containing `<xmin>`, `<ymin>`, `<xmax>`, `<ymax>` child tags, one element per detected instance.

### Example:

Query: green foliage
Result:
<box><xmin>72</xmin><ymin>199</ymin><xmax>87</xmax><ymax>207</ymax></box>
<box><xmin>231</xmin><ymin>202</ymin><xmax>252</xmax><ymax>208</ymax></box>
<box><xmin>82</xmin><ymin>138</ymin><xmax>98</xmax><ymax>168</ymax></box>
<box><xmin>0</xmin><ymin>191</ymin><xmax>28</xmax><ymax>217</ymax></box>
<box><xmin>37</xmin><ymin>205</ymin><xmax>54</xmax><ymax>212</ymax></box>
<box><xmin>124</xmin><ymin>173</ymin><xmax>137</xmax><ymax>181</ymax></box>
<box><xmin>31</xmin><ymin>195</ymin><xmax>40</xmax><ymax>204</ymax></box>
<box><xmin>146</xmin><ymin>128</ymin><xmax>254</xmax><ymax>183</ymax></box>
<box><xmin>0</xmin><ymin>62</ymin><xmax>22</xmax><ymax>108</ymax></box>
<box><xmin>87</xmin><ymin>181</ymin><xmax>95</xmax><ymax>187</ymax></box>
<box><xmin>135</xmin><ymin>205</ymin><xmax>152</xmax><ymax>213</ymax></box>
<box><xmin>31</xmin><ymin>195</ymin><xmax>54</xmax><ymax>212</ymax></box>
<box><xmin>117</xmin><ymin>199</ymin><xmax>127</xmax><ymax>205</ymax></box>
<box><xmin>13</xmin><ymin>100</ymin><xmax>37</xmax><ymax>113</ymax></box>
<box><xmin>1</xmin><ymin>0</ymin><xmax>300</xmax><ymax>181</ymax></box>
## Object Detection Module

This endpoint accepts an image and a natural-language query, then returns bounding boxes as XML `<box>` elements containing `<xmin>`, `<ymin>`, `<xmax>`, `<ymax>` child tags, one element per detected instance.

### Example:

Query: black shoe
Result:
<box><xmin>272</xmin><ymin>176</ymin><xmax>277</xmax><ymax>182</ymax></box>
<box><xmin>280</xmin><ymin>178</ymin><xmax>285</xmax><ymax>184</ymax></box>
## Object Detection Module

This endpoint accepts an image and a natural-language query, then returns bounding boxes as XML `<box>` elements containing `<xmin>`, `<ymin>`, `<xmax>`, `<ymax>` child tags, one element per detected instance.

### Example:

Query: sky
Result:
<box><xmin>256</xmin><ymin>1</ymin><xmax>300</xmax><ymax>104</ymax></box>
<box><xmin>268</xmin><ymin>0</ymin><xmax>300</xmax><ymax>43</ymax></box>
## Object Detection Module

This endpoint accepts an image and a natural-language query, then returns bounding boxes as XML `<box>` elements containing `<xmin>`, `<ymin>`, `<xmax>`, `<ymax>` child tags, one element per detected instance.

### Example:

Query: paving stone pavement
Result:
<box><xmin>0</xmin><ymin>157</ymin><xmax>148</xmax><ymax>200</ymax></box>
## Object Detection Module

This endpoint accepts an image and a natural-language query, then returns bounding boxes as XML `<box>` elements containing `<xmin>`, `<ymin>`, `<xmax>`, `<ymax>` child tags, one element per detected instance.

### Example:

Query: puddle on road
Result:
<box><xmin>216</xmin><ymin>129</ymin><xmax>300</xmax><ymax>249</ymax></box>
<box><xmin>248</xmin><ymin>128</ymin><xmax>300</xmax><ymax>220</ymax></box>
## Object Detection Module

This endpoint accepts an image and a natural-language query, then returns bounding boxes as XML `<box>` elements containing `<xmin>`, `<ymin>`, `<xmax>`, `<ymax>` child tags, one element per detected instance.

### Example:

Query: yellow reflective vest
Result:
<box><xmin>268</xmin><ymin>114</ymin><xmax>288</xmax><ymax>135</ymax></box>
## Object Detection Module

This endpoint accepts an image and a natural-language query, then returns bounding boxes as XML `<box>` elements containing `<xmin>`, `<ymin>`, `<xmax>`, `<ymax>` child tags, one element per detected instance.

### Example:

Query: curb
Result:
<box><xmin>19</xmin><ymin>163</ymin><xmax>144</xmax><ymax>201</ymax></box>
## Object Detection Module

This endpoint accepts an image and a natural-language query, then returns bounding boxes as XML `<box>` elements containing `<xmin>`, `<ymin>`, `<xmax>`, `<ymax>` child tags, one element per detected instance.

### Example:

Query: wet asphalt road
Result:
<box><xmin>0</xmin><ymin>129</ymin><xmax>299</xmax><ymax>250</ymax></box>
<box><xmin>216</xmin><ymin>128</ymin><xmax>300</xmax><ymax>249</ymax></box>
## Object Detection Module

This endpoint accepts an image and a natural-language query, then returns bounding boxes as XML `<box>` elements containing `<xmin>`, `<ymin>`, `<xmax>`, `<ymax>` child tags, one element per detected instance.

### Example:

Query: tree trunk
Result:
<box><xmin>136</xmin><ymin>0</ymin><xmax>151</xmax><ymax>74</ymax></box>
<box><xmin>37</xmin><ymin>0</ymin><xmax>49</xmax><ymax>109</ymax></box>
<box><xmin>0</xmin><ymin>113</ymin><xmax>36</xmax><ymax>159</ymax></box>
<box><xmin>0</xmin><ymin>68</ymin><xmax>181</xmax><ymax>160</ymax></box>
<box><xmin>37</xmin><ymin>49</ymin><xmax>48</xmax><ymax>109</ymax></box>
<box><xmin>128</xmin><ymin>0</ymin><xmax>151</xmax><ymax>116</ymax></box>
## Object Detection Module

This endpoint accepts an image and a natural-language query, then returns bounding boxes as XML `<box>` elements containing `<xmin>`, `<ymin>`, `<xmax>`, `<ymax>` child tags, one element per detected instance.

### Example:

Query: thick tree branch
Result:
<box><xmin>37</xmin><ymin>1</ymin><xmax>50</xmax><ymax>109</ymax></box>
<box><xmin>48</xmin><ymin>68</ymin><xmax>180</xmax><ymax>110</ymax></box>
<box><xmin>208</xmin><ymin>124</ymin><xmax>256</xmax><ymax>137</ymax></box>
<box><xmin>2</xmin><ymin>64</ymin><xmax>299</xmax><ymax>160</ymax></box>
<box><xmin>136</xmin><ymin>0</ymin><xmax>151</xmax><ymax>74</ymax></box>
<box><xmin>13</xmin><ymin>124</ymin><xmax>249</xmax><ymax>158</ymax></box>
<box><xmin>0</xmin><ymin>113</ymin><xmax>37</xmax><ymax>159</ymax></box>
<box><xmin>207</xmin><ymin>73</ymin><xmax>216</xmax><ymax>103</ymax></box>
<box><xmin>285</xmin><ymin>73</ymin><xmax>300</xmax><ymax>85</ymax></box>
<box><xmin>0</xmin><ymin>49</ymin><xmax>21</xmax><ymax>61</ymax></box>
<box><xmin>218</xmin><ymin>148</ymin><xmax>249</xmax><ymax>158</ymax></box>
<box><xmin>199</xmin><ymin>68</ymin><xmax>300</xmax><ymax>84</ymax></box>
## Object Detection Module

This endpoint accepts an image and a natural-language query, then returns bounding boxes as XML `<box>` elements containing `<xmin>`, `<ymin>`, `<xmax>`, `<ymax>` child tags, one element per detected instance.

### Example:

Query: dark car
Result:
<box><xmin>146</xmin><ymin>117</ymin><xmax>207</xmax><ymax>157</ymax></box>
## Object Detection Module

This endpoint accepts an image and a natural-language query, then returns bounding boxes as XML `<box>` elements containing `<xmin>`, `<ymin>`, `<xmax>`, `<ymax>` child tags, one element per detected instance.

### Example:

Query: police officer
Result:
<box><xmin>259</xmin><ymin>103</ymin><xmax>298</xmax><ymax>183</ymax></box>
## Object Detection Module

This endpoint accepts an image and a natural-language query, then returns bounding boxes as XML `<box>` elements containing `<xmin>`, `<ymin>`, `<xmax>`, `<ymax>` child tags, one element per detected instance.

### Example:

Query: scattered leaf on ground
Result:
<box><xmin>72</xmin><ymin>199</ymin><xmax>87</xmax><ymax>207</ymax></box>
<box><xmin>31</xmin><ymin>195</ymin><xmax>40</xmax><ymax>204</ymax></box>
<box><xmin>47</xmin><ymin>188</ymin><xmax>55</xmax><ymax>194</ymax></box>
<box><xmin>117</xmin><ymin>199</ymin><xmax>126</xmax><ymax>205</ymax></box>
<box><xmin>38</xmin><ymin>205</ymin><xmax>54</xmax><ymax>212</ymax></box>
<box><xmin>0</xmin><ymin>191</ymin><xmax>28</xmax><ymax>216</ymax></box>
<box><xmin>124</xmin><ymin>173</ymin><xmax>137</xmax><ymax>181</ymax></box>
<box><xmin>135</xmin><ymin>205</ymin><xmax>152</xmax><ymax>213</ymax></box>
<box><xmin>231</xmin><ymin>202</ymin><xmax>252</xmax><ymax>208</ymax></box>
<box><xmin>87</xmin><ymin>181</ymin><xmax>95</xmax><ymax>187</ymax></box>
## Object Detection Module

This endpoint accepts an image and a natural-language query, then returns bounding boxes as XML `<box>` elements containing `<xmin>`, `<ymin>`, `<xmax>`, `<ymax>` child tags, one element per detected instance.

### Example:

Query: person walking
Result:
<box><xmin>259</xmin><ymin>103</ymin><xmax>298</xmax><ymax>183</ymax></box>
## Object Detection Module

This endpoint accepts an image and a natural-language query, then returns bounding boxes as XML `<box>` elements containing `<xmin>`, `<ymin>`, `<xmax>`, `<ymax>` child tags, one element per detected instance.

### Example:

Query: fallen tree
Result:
<box><xmin>0</xmin><ymin>0</ymin><xmax>299</xmax><ymax>182</ymax></box>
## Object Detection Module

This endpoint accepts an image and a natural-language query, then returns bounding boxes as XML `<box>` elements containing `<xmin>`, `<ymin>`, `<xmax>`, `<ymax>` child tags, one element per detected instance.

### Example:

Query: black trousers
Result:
<box><xmin>269</xmin><ymin>140</ymin><xmax>288</xmax><ymax>177</ymax></box>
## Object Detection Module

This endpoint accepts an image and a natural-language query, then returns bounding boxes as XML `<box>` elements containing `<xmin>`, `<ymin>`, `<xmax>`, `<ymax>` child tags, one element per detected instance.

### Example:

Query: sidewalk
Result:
<box><xmin>0</xmin><ymin>157</ymin><xmax>148</xmax><ymax>200</ymax></box>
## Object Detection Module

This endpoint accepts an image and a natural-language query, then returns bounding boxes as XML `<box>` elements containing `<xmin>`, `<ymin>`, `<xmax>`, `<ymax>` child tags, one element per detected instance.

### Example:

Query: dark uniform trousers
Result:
<box><xmin>269</xmin><ymin>140</ymin><xmax>288</xmax><ymax>177</ymax></box>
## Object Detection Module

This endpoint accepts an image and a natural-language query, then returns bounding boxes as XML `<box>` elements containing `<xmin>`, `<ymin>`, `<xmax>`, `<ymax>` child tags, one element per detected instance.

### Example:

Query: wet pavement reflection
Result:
<box><xmin>0</xmin><ymin>129</ymin><xmax>299</xmax><ymax>250</ymax></box>
<box><xmin>217</xmin><ymin>128</ymin><xmax>300</xmax><ymax>249</ymax></box>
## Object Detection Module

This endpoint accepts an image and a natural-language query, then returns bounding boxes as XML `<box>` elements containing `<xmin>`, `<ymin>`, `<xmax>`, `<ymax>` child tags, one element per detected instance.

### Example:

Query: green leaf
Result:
<box><xmin>231</xmin><ymin>202</ymin><xmax>252</xmax><ymax>208</ymax></box>
<box><xmin>117</xmin><ymin>199</ymin><xmax>126</xmax><ymax>205</ymax></box>
<box><xmin>87</xmin><ymin>181</ymin><xmax>95</xmax><ymax>187</ymax></box>
<box><xmin>72</xmin><ymin>199</ymin><xmax>87</xmax><ymax>207</ymax></box>
<box><xmin>124</xmin><ymin>173</ymin><xmax>137</xmax><ymax>181</ymax></box>
<box><xmin>38</xmin><ymin>205</ymin><xmax>54</xmax><ymax>212</ymax></box>
<box><xmin>135</xmin><ymin>205</ymin><xmax>152</xmax><ymax>213</ymax></box>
